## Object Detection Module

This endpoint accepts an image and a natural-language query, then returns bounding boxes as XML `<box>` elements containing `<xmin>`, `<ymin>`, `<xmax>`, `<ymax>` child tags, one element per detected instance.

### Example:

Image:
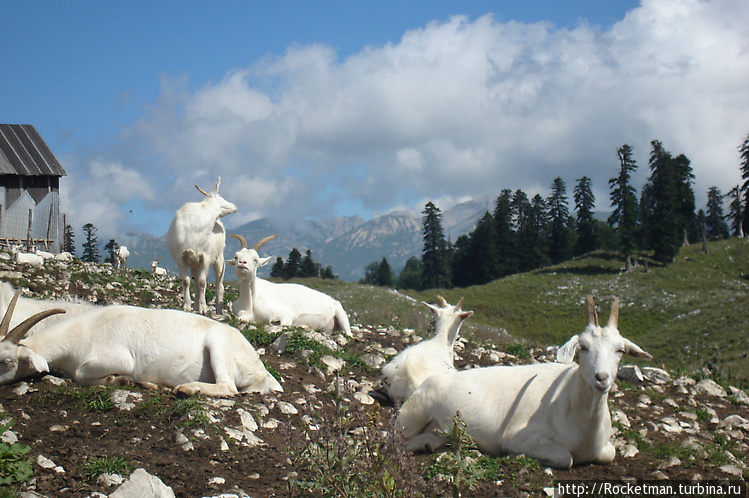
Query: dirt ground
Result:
<box><xmin>0</xmin><ymin>262</ymin><xmax>747</xmax><ymax>497</ymax></box>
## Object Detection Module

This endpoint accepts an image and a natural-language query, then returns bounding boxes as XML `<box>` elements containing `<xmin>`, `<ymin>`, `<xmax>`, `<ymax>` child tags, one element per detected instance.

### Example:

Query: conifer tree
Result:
<box><xmin>81</xmin><ymin>223</ymin><xmax>99</xmax><ymax>263</ymax></box>
<box><xmin>547</xmin><ymin>177</ymin><xmax>575</xmax><ymax>264</ymax></box>
<box><xmin>300</xmin><ymin>249</ymin><xmax>318</xmax><ymax>277</ymax></box>
<box><xmin>397</xmin><ymin>256</ymin><xmax>423</xmax><ymax>291</ymax></box>
<box><xmin>493</xmin><ymin>189</ymin><xmax>517</xmax><ymax>277</ymax></box>
<box><xmin>269</xmin><ymin>257</ymin><xmax>284</xmax><ymax>278</ymax></box>
<box><xmin>283</xmin><ymin>248</ymin><xmax>302</xmax><ymax>279</ymax></box>
<box><xmin>574</xmin><ymin>176</ymin><xmax>596</xmax><ymax>256</ymax></box>
<box><xmin>517</xmin><ymin>194</ymin><xmax>550</xmax><ymax>272</ymax></box>
<box><xmin>609</xmin><ymin>144</ymin><xmax>639</xmax><ymax>259</ymax></box>
<box><xmin>740</xmin><ymin>132</ymin><xmax>749</xmax><ymax>235</ymax></box>
<box><xmin>726</xmin><ymin>185</ymin><xmax>744</xmax><ymax>237</ymax></box>
<box><xmin>421</xmin><ymin>202</ymin><xmax>451</xmax><ymax>289</ymax></box>
<box><xmin>104</xmin><ymin>239</ymin><xmax>118</xmax><ymax>265</ymax></box>
<box><xmin>63</xmin><ymin>223</ymin><xmax>76</xmax><ymax>256</ymax></box>
<box><xmin>705</xmin><ymin>187</ymin><xmax>728</xmax><ymax>240</ymax></box>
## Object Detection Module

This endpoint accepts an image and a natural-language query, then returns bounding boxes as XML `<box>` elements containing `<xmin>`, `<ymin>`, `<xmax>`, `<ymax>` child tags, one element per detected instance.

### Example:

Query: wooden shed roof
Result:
<box><xmin>0</xmin><ymin>124</ymin><xmax>67</xmax><ymax>177</ymax></box>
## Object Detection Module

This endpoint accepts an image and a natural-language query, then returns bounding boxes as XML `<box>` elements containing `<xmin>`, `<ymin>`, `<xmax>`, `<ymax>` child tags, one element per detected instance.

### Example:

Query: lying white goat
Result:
<box><xmin>10</xmin><ymin>246</ymin><xmax>44</xmax><ymax>267</ymax></box>
<box><xmin>34</xmin><ymin>248</ymin><xmax>55</xmax><ymax>260</ymax></box>
<box><xmin>228</xmin><ymin>234</ymin><xmax>351</xmax><ymax>336</ymax></box>
<box><xmin>0</xmin><ymin>291</ymin><xmax>283</xmax><ymax>397</ymax></box>
<box><xmin>115</xmin><ymin>246</ymin><xmax>130</xmax><ymax>270</ymax></box>
<box><xmin>0</xmin><ymin>282</ymin><xmax>93</xmax><ymax>335</ymax></box>
<box><xmin>378</xmin><ymin>296</ymin><xmax>472</xmax><ymax>404</ymax></box>
<box><xmin>151</xmin><ymin>260</ymin><xmax>167</xmax><ymax>277</ymax></box>
<box><xmin>54</xmin><ymin>252</ymin><xmax>73</xmax><ymax>263</ymax></box>
<box><xmin>398</xmin><ymin>296</ymin><xmax>651</xmax><ymax>469</ymax></box>
<box><xmin>166</xmin><ymin>178</ymin><xmax>237</xmax><ymax>314</ymax></box>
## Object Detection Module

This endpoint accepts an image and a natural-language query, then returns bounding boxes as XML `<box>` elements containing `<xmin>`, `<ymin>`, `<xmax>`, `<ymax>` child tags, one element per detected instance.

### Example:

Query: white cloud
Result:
<box><xmin>121</xmin><ymin>0</ymin><xmax>749</xmax><ymax>233</ymax></box>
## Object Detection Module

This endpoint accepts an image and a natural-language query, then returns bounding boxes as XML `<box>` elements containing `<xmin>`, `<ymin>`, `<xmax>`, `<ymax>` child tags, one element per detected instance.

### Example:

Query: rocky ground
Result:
<box><xmin>0</xmin><ymin>257</ymin><xmax>747</xmax><ymax>497</ymax></box>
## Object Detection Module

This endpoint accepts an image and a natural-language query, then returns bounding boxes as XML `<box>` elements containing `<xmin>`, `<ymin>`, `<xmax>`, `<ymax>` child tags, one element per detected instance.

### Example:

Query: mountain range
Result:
<box><xmin>121</xmin><ymin>194</ymin><xmax>496</xmax><ymax>281</ymax></box>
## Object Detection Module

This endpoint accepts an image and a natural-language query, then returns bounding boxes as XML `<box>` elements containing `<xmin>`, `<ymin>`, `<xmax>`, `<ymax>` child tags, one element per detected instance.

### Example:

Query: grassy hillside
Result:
<box><xmin>294</xmin><ymin>237</ymin><xmax>749</xmax><ymax>387</ymax></box>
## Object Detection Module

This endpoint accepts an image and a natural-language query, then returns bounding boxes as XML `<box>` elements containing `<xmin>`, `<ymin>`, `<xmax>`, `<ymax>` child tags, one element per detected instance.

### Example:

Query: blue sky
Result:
<box><xmin>1</xmin><ymin>0</ymin><xmax>747</xmax><ymax>243</ymax></box>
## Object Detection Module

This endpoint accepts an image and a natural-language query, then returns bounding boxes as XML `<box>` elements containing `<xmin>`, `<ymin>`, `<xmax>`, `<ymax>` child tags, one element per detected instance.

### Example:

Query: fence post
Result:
<box><xmin>26</xmin><ymin>208</ymin><xmax>33</xmax><ymax>251</ymax></box>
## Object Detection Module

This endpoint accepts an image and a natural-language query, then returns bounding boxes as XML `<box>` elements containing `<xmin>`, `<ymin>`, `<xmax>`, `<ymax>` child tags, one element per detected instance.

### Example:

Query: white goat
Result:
<box><xmin>33</xmin><ymin>248</ymin><xmax>55</xmax><ymax>260</ymax></box>
<box><xmin>0</xmin><ymin>282</ymin><xmax>93</xmax><ymax>335</ymax></box>
<box><xmin>151</xmin><ymin>260</ymin><xmax>167</xmax><ymax>277</ymax></box>
<box><xmin>397</xmin><ymin>296</ymin><xmax>652</xmax><ymax>469</ymax></box>
<box><xmin>115</xmin><ymin>246</ymin><xmax>130</xmax><ymax>270</ymax></box>
<box><xmin>378</xmin><ymin>296</ymin><xmax>473</xmax><ymax>404</ymax></box>
<box><xmin>11</xmin><ymin>249</ymin><xmax>44</xmax><ymax>267</ymax></box>
<box><xmin>227</xmin><ymin>234</ymin><xmax>351</xmax><ymax>336</ymax></box>
<box><xmin>167</xmin><ymin>178</ymin><xmax>237</xmax><ymax>314</ymax></box>
<box><xmin>54</xmin><ymin>252</ymin><xmax>73</xmax><ymax>263</ymax></box>
<box><xmin>0</xmin><ymin>291</ymin><xmax>283</xmax><ymax>396</ymax></box>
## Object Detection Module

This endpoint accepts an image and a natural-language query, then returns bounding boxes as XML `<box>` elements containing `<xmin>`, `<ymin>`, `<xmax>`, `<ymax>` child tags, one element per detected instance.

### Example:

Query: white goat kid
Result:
<box><xmin>378</xmin><ymin>296</ymin><xmax>472</xmax><ymax>403</ymax></box>
<box><xmin>398</xmin><ymin>296</ymin><xmax>651</xmax><ymax>469</ymax></box>
<box><xmin>151</xmin><ymin>260</ymin><xmax>167</xmax><ymax>277</ymax></box>
<box><xmin>0</xmin><ymin>282</ymin><xmax>93</xmax><ymax>335</ymax></box>
<box><xmin>228</xmin><ymin>234</ymin><xmax>352</xmax><ymax>336</ymax></box>
<box><xmin>166</xmin><ymin>178</ymin><xmax>237</xmax><ymax>314</ymax></box>
<box><xmin>115</xmin><ymin>246</ymin><xmax>130</xmax><ymax>270</ymax></box>
<box><xmin>11</xmin><ymin>246</ymin><xmax>44</xmax><ymax>267</ymax></box>
<box><xmin>0</xmin><ymin>291</ymin><xmax>283</xmax><ymax>396</ymax></box>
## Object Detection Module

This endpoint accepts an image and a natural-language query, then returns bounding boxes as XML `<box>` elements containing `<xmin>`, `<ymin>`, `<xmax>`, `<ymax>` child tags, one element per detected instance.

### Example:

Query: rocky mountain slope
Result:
<box><xmin>0</xmin><ymin>257</ymin><xmax>746</xmax><ymax>497</ymax></box>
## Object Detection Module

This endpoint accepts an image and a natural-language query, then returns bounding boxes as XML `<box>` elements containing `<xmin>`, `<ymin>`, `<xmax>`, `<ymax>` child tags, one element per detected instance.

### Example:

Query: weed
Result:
<box><xmin>172</xmin><ymin>397</ymin><xmax>212</xmax><ymax>430</ymax></box>
<box><xmin>43</xmin><ymin>386</ymin><xmax>117</xmax><ymax>412</ymax></box>
<box><xmin>0</xmin><ymin>422</ymin><xmax>33</xmax><ymax>486</ymax></box>
<box><xmin>81</xmin><ymin>456</ymin><xmax>133</xmax><ymax>482</ymax></box>
<box><xmin>288</xmin><ymin>386</ymin><xmax>426</xmax><ymax>497</ymax></box>
<box><xmin>504</xmin><ymin>342</ymin><xmax>530</xmax><ymax>359</ymax></box>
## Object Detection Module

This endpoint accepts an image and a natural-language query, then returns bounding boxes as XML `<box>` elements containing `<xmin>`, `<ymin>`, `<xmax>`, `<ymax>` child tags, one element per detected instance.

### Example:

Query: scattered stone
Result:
<box><xmin>729</xmin><ymin>386</ymin><xmax>749</xmax><ymax>405</ymax></box>
<box><xmin>321</xmin><ymin>355</ymin><xmax>345</xmax><ymax>373</ymax></box>
<box><xmin>110</xmin><ymin>468</ymin><xmax>175</xmax><ymax>497</ymax></box>
<box><xmin>1</xmin><ymin>429</ymin><xmax>18</xmax><ymax>444</ymax></box>
<box><xmin>657</xmin><ymin>456</ymin><xmax>681</xmax><ymax>469</ymax></box>
<box><xmin>36</xmin><ymin>455</ymin><xmax>65</xmax><ymax>474</ymax></box>
<box><xmin>618</xmin><ymin>365</ymin><xmax>644</xmax><ymax>383</ymax></box>
<box><xmin>97</xmin><ymin>473</ymin><xmax>125</xmax><ymax>487</ymax></box>
<box><xmin>237</xmin><ymin>408</ymin><xmax>258</xmax><ymax>432</ymax></box>
<box><xmin>354</xmin><ymin>391</ymin><xmax>375</xmax><ymax>405</ymax></box>
<box><xmin>720</xmin><ymin>465</ymin><xmax>744</xmax><ymax>477</ymax></box>
<box><xmin>13</xmin><ymin>382</ymin><xmax>29</xmax><ymax>396</ymax></box>
<box><xmin>621</xmin><ymin>445</ymin><xmax>639</xmax><ymax>458</ymax></box>
<box><xmin>277</xmin><ymin>401</ymin><xmax>298</xmax><ymax>415</ymax></box>
<box><xmin>694</xmin><ymin>379</ymin><xmax>727</xmax><ymax>398</ymax></box>
<box><xmin>641</xmin><ymin>367</ymin><xmax>671</xmax><ymax>384</ymax></box>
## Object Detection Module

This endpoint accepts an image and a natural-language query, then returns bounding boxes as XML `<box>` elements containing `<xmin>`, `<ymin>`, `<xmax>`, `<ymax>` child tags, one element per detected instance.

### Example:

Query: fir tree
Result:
<box><xmin>517</xmin><ymin>194</ymin><xmax>550</xmax><ymax>272</ymax></box>
<box><xmin>374</xmin><ymin>258</ymin><xmax>394</xmax><ymax>287</ymax></box>
<box><xmin>397</xmin><ymin>256</ymin><xmax>423</xmax><ymax>291</ymax></box>
<box><xmin>547</xmin><ymin>177</ymin><xmax>575</xmax><ymax>264</ymax></box>
<box><xmin>283</xmin><ymin>248</ymin><xmax>303</xmax><ymax>279</ymax></box>
<box><xmin>300</xmin><ymin>249</ymin><xmax>318</xmax><ymax>278</ymax></box>
<box><xmin>739</xmin><ymin>132</ymin><xmax>749</xmax><ymax>235</ymax></box>
<box><xmin>81</xmin><ymin>223</ymin><xmax>100</xmax><ymax>263</ymax></box>
<box><xmin>63</xmin><ymin>223</ymin><xmax>76</xmax><ymax>256</ymax></box>
<box><xmin>705</xmin><ymin>187</ymin><xmax>728</xmax><ymax>240</ymax></box>
<box><xmin>726</xmin><ymin>185</ymin><xmax>744</xmax><ymax>237</ymax></box>
<box><xmin>421</xmin><ymin>202</ymin><xmax>451</xmax><ymax>289</ymax></box>
<box><xmin>104</xmin><ymin>239</ymin><xmax>118</xmax><ymax>265</ymax></box>
<box><xmin>609</xmin><ymin>144</ymin><xmax>639</xmax><ymax>259</ymax></box>
<box><xmin>493</xmin><ymin>189</ymin><xmax>517</xmax><ymax>277</ymax></box>
<box><xmin>573</xmin><ymin>176</ymin><xmax>596</xmax><ymax>256</ymax></box>
<box><xmin>269</xmin><ymin>257</ymin><xmax>284</xmax><ymax>278</ymax></box>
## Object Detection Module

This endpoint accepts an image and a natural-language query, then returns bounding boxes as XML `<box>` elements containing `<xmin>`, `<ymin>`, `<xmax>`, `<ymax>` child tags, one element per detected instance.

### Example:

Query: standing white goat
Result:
<box><xmin>115</xmin><ymin>246</ymin><xmax>130</xmax><ymax>270</ymax></box>
<box><xmin>0</xmin><ymin>291</ymin><xmax>283</xmax><ymax>396</ymax></box>
<box><xmin>397</xmin><ymin>296</ymin><xmax>652</xmax><ymax>469</ymax></box>
<box><xmin>227</xmin><ymin>234</ymin><xmax>351</xmax><ymax>336</ymax></box>
<box><xmin>377</xmin><ymin>296</ymin><xmax>473</xmax><ymax>404</ymax></box>
<box><xmin>166</xmin><ymin>178</ymin><xmax>237</xmax><ymax>314</ymax></box>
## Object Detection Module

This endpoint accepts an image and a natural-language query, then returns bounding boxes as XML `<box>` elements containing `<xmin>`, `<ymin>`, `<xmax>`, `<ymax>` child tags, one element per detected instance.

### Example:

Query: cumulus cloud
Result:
<box><xmin>121</xmin><ymin>0</ymin><xmax>749</xmax><ymax>233</ymax></box>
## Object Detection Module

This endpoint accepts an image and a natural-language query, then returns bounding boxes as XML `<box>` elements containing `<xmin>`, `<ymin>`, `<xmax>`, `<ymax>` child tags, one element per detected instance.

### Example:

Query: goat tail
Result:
<box><xmin>333</xmin><ymin>301</ymin><xmax>352</xmax><ymax>336</ymax></box>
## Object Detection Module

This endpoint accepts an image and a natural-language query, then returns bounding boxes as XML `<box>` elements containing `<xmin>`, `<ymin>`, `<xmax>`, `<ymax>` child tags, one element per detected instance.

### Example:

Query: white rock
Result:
<box><xmin>621</xmin><ymin>445</ymin><xmax>639</xmax><ymax>458</ymax></box>
<box><xmin>1</xmin><ymin>430</ymin><xmax>18</xmax><ymax>444</ymax></box>
<box><xmin>719</xmin><ymin>414</ymin><xmax>749</xmax><ymax>431</ymax></box>
<box><xmin>36</xmin><ymin>455</ymin><xmax>65</xmax><ymax>474</ymax></box>
<box><xmin>97</xmin><ymin>473</ymin><xmax>124</xmax><ymax>487</ymax></box>
<box><xmin>694</xmin><ymin>379</ymin><xmax>727</xmax><ymax>398</ymax></box>
<box><xmin>321</xmin><ymin>355</ymin><xmax>346</xmax><ymax>373</ymax></box>
<box><xmin>641</xmin><ymin>367</ymin><xmax>671</xmax><ymax>384</ymax></box>
<box><xmin>208</xmin><ymin>476</ymin><xmax>226</xmax><ymax>485</ymax></box>
<box><xmin>657</xmin><ymin>456</ymin><xmax>681</xmax><ymax>469</ymax></box>
<box><xmin>354</xmin><ymin>391</ymin><xmax>375</xmax><ymax>405</ymax></box>
<box><xmin>237</xmin><ymin>408</ymin><xmax>258</xmax><ymax>432</ymax></box>
<box><xmin>277</xmin><ymin>401</ymin><xmax>298</xmax><ymax>415</ymax></box>
<box><xmin>618</xmin><ymin>365</ymin><xmax>644</xmax><ymax>383</ymax></box>
<box><xmin>110</xmin><ymin>468</ymin><xmax>175</xmax><ymax>497</ymax></box>
<box><xmin>729</xmin><ymin>386</ymin><xmax>749</xmax><ymax>405</ymax></box>
<box><xmin>611</xmin><ymin>410</ymin><xmax>630</xmax><ymax>428</ymax></box>
<box><xmin>13</xmin><ymin>382</ymin><xmax>29</xmax><ymax>395</ymax></box>
<box><xmin>720</xmin><ymin>464</ymin><xmax>744</xmax><ymax>477</ymax></box>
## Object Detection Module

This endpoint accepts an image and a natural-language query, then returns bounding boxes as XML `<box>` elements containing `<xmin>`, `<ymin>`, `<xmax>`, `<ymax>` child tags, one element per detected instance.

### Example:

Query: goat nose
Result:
<box><xmin>595</xmin><ymin>372</ymin><xmax>609</xmax><ymax>382</ymax></box>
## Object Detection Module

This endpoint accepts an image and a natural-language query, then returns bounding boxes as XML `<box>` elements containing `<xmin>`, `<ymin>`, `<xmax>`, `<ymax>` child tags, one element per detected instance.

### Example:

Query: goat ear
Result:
<box><xmin>623</xmin><ymin>338</ymin><xmax>652</xmax><ymax>360</ymax></box>
<box><xmin>212</xmin><ymin>177</ymin><xmax>221</xmax><ymax>195</ymax></box>
<box><xmin>20</xmin><ymin>348</ymin><xmax>49</xmax><ymax>375</ymax></box>
<box><xmin>258</xmin><ymin>257</ymin><xmax>272</xmax><ymax>268</ymax></box>
<box><xmin>557</xmin><ymin>335</ymin><xmax>579</xmax><ymax>363</ymax></box>
<box><xmin>460</xmin><ymin>311</ymin><xmax>474</xmax><ymax>320</ymax></box>
<box><xmin>422</xmin><ymin>302</ymin><xmax>439</xmax><ymax>314</ymax></box>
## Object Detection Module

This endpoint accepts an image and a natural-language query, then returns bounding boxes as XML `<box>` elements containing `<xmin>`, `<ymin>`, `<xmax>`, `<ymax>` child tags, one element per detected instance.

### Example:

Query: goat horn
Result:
<box><xmin>252</xmin><ymin>234</ymin><xmax>279</xmax><ymax>251</ymax></box>
<box><xmin>4</xmin><ymin>308</ymin><xmax>67</xmax><ymax>345</ymax></box>
<box><xmin>456</xmin><ymin>297</ymin><xmax>464</xmax><ymax>309</ymax></box>
<box><xmin>229</xmin><ymin>234</ymin><xmax>248</xmax><ymax>250</ymax></box>
<box><xmin>0</xmin><ymin>291</ymin><xmax>21</xmax><ymax>340</ymax></box>
<box><xmin>584</xmin><ymin>295</ymin><xmax>599</xmax><ymax>327</ymax></box>
<box><xmin>607</xmin><ymin>297</ymin><xmax>620</xmax><ymax>328</ymax></box>
<box><xmin>437</xmin><ymin>295</ymin><xmax>448</xmax><ymax>307</ymax></box>
<box><xmin>195</xmin><ymin>184</ymin><xmax>209</xmax><ymax>196</ymax></box>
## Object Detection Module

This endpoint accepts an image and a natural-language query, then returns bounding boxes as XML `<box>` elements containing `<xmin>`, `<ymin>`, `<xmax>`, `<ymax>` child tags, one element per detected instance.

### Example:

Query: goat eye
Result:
<box><xmin>579</xmin><ymin>344</ymin><xmax>590</xmax><ymax>352</ymax></box>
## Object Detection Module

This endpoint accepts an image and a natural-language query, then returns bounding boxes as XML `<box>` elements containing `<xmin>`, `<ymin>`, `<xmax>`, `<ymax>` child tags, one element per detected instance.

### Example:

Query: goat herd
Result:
<box><xmin>0</xmin><ymin>178</ymin><xmax>653</xmax><ymax>470</ymax></box>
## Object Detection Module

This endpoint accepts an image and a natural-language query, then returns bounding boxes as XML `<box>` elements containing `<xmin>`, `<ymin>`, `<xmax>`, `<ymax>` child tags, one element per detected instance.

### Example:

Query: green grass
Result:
<box><xmin>81</xmin><ymin>456</ymin><xmax>133</xmax><ymax>481</ymax></box>
<box><xmin>297</xmin><ymin>238</ymin><xmax>749</xmax><ymax>387</ymax></box>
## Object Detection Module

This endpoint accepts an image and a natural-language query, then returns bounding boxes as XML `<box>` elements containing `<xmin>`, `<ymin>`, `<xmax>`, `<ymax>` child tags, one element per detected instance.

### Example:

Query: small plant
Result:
<box><xmin>172</xmin><ymin>397</ymin><xmax>211</xmax><ymax>430</ymax></box>
<box><xmin>288</xmin><ymin>386</ymin><xmax>426</xmax><ymax>497</ymax></box>
<box><xmin>81</xmin><ymin>456</ymin><xmax>133</xmax><ymax>482</ymax></box>
<box><xmin>0</xmin><ymin>422</ymin><xmax>33</xmax><ymax>486</ymax></box>
<box><xmin>505</xmin><ymin>342</ymin><xmax>530</xmax><ymax>359</ymax></box>
<box><xmin>425</xmin><ymin>412</ymin><xmax>487</xmax><ymax>497</ymax></box>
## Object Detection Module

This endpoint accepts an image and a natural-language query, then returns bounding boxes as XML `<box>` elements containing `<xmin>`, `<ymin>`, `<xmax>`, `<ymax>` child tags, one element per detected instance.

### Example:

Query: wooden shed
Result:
<box><xmin>0</xmin><ymin>124</ymin><xmax>67</xmax><ymax>252</ymax></box>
